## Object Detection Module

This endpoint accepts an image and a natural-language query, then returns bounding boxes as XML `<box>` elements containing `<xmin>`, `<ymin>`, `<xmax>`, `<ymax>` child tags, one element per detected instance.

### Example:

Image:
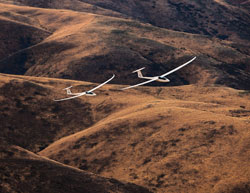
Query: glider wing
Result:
<box><xmin>159</xmin><ymin>56</ymin><xmax>196</xmax><ymax>77</ymax></box>
<box><xmin>54</xmin><ymin>74</ymin><xmax>115</xmax><ymax>101</ymax></box>
<box><xmin>87</xmin><ymin>74</ymin><xmax>115</xmax><ymax>92</ymax></box>
<box><xmin>121</xmin><ymin>77</ymin><xmax>158</xmax><ymax>90</ymax></box>
<box><xmin>54</xmin><ymin>92</ymin><xmax>86</xmax><ymax>102</ymax></box>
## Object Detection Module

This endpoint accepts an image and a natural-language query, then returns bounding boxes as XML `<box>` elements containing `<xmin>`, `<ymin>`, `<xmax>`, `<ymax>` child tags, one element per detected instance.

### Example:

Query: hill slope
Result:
<box><xmin>0</xmin><ymin>73</ymin><xmax>249</xmax><ymax>193</ymax></box>
<box><xmin>0</xmin><ymin>15</ymin><xmax>50</xmax><ymax>60</ymax></box>
<box><xmin>1</xmin><ymin>0</ymin><xmax>249</xmax><ymax>42</ymax></box>
<box><xmin>0</xmin><ymin>3</ymin><xmax>249</xmax><ymax>90</ymax></box>
<box><xmin>0</xmin><ymin>144</ymin><xmax>152</xmax><ymax>193</ymax></box>
<box><xmin>0</xmin><ymin>73</ymin><xmax>122</xmax><ymax>152</ymax></box>
<box><xmin>39</xmin><ymin>84</ymin><xmax>250</xmax><ymax>193</ymax></box>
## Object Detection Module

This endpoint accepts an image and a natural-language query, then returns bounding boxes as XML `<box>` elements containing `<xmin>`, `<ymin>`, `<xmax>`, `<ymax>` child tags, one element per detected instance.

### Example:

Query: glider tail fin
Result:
<box><xmin>132</xmin><ymin>67</ymin><xmax>145</xmax><ymax>78</ymax></box>
<box><xmin>63</xmin><ymin>86</ymin><xmax>73</xmax><ymax>95</ymax></box>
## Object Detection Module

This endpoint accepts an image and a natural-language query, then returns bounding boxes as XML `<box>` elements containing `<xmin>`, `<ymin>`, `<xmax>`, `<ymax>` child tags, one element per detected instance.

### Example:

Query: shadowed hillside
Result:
<box><xmin>0</xmin><ymin>16</ymin><xmax>50</xmax><ymax>60</ymax></box>
<box><xmin>0</xmin><ymin>3</ymin><xmax>249</xmax><ymax>90</ymax></box>
<box><xmin>0</xmin><ymin>144</ymin><xmax>152</xmax><ymax>193</ymax></box>
<box><xmin>0</xmin><ymin>73</ymin><xmax>122</xmax><ymax>152</ymax></box>
<box><xmin>0</xmin><ymin>0</ymin><xmax>128</xmax><ymax>18</ymax></box>
<box><xmin>0</xmin><ymin>73</ymin><xmax>249</xmax><ymax>193</ymax></box>
<box><xmin>39</xmin><ymin>84</ymin><xmax>250</xmax><ymax>193</ymax></box>
<box><xmin>0</xmin><ymin>1</ymin><xmax>249</xmax><ymax>193</ymax></box>
<box><xmin>1</xmin><ymin>0</ymin><xmax>249</xmax><ymax>43</ymax></box>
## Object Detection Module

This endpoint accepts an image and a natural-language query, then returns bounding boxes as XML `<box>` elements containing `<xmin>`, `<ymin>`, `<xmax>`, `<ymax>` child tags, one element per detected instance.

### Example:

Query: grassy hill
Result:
<box><xmin>0</xmin><ymin>15</ymin><xmax>50</xmax><ymax>60</ymax></box>
<box><xmin>0</xmin><ymin>3</ymin><xmax>249</xmax><ymax>90</ymax></box>
<box><xmin>0</xmin><ymin>144</ymin><xmax>152</xmax><ymax>193</ymax></box>
<box><xmin>0</xmin><ymin>73</ymin><xmax>249</xmax><ymax>193</ymax></box>
<box><xmin>1</xmin><ymin>0</ymin><xmax>249</xmax><ymax>42</ymax></box>
<box><xmin>0</xmin><ymin>1</ymin><xmax>249</xmax><ymax>192</ymax></box>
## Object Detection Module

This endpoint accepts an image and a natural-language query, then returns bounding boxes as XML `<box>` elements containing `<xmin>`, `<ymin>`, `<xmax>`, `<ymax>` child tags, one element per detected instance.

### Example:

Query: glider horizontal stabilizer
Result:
<box><xmin>132</xmin><ymin>67</ymin><xmax>145</xmax><ymax>73</ymax></box>
<box><xmin>63</xmin><ymin>86</ymin><xmax>73</xmax><ymax>90</ymax></box>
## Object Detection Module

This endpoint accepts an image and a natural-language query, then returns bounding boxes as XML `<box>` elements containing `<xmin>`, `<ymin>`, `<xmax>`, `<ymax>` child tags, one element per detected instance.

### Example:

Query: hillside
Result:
<box><xmin>1</xmin><ymin>0</ymin><xmax>249</xmax><ymax>42</ymax></box>
<box><xmin>0</xmin><ymin>73</ymin><xmax>119</xmax><ymax>152</ymax></box>
<box><xmin>0</xmin><ymin>144</ymin><xmax>152</xmax><ymax>193</ymax></box>
<box><xmin>0</xmin><ymin>3</ymin><xmax>249</xmax><ymax>90</ymax></box>
<box><xmin>0</xmin><ymin>1</ymin><xmax>249</xmax><ymax>193</ymax></box>
<box><xmin>0</xmin><ymin>15</ymin><xmax>50</xmax><ymax>60</ymax></box>
<box><xmin>0</xmin><ymin>0</ymin><xmax>128</xmax><ymax>18</ymax></box>
<box><xmin>1</xmin><ymin>73</ymin><xmax>249</xmax><ymax>193</ymax></box>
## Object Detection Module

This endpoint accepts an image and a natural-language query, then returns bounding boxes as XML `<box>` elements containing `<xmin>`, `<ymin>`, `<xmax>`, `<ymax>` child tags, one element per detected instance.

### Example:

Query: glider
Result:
<box><xmin>54</xmin><ymin>74</ymin><xmax>115</xmax><ymax>101</ymax></box>
<box><xmin>121</xmin><ymin>56</ymin><xmax>196</xmax><ymax>90</ymax></box>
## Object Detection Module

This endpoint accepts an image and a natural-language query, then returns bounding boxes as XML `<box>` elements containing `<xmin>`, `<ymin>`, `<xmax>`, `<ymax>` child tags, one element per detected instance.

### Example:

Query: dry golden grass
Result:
<box><xmin>38</xmin><ymin>81</ymin><xmax>250</xmax><ymax>193</ymax></box>
<box><xmin>1</xmin><ymin>73</ymin><xmax>248</xmax><ymax>193</ymax></box>
<box><xmin>0</xmin><ymin>3</ymin><xmax>249</xmax><ymax>90</ymax></box>
<box><xmin>0</xmin><ymin>144</ymin><xmax>152</xmax><ymax>193</ymax></box>
<box><xmin>0</xmin><ymin>0</ymin><xmax>126</xmax><ymax>19</ymax></box>
<box><xmin>1</xmin><ymin>0</ymin><xmax>249</xmax><ymax>43</ymax></box>
<box><xmin>0</xmin><ymin>1</ymin><xmax>249</xmax><ymax>192</ymax></box>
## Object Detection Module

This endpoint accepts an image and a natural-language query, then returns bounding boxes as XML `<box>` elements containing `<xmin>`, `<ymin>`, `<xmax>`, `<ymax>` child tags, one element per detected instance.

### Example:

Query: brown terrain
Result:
<box><xmin>0</xmin><ymin>2</ymin><xmax>249</xmax><ymax>89</ymax></box>
<box><xmin>1</xmin><ymin>0</ymin><xmax>250</xmax><ymax>42</ymax></box>
<box><xmin>0</xmin><ymin>144</ymin><xmax>151</xmax><ymax>193</ymax></box>
<box><xmin>0</xmin><ymin>0</ymin><xmax>249</xmax><ymax>193</ymax></box>
<box><xmin>0</xmin><ymin>73</ymin><xmax>249</xmax><ymax>192</ymax></box>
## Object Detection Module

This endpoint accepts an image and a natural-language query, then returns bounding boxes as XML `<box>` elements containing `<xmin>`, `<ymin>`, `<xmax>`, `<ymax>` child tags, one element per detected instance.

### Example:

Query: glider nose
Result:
<box><xmin>86</xmin><ymin>91</ymin><xmax>96</xmax><ymax>96</ymax></box>
<box><xmin>158</xmin><ymin>76</ymin><xmax>170</xmax><ymax>82</ymax></box>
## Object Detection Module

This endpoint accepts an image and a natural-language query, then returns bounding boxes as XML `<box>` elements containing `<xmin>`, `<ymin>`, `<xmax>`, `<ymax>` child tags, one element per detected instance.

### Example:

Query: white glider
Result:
<box><xmin>121</xmin><ymin>56</ymin><xmax>196</xmax><ymax>90</ymax></box>
<box><xmin>54</xmin><ymin>74</ymin><xmax>115</xmax><ymax>101</ymax></box>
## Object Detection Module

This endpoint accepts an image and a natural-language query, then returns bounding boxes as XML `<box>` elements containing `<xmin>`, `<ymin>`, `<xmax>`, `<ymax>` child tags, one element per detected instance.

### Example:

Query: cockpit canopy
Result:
<box><xmin>158</xmin><ymin>76</ymin><xmax>170</xmax><ymax>82</ymax></box>
<box><xmin>85</xmin><ymin>91</ymin><xmax>96</xmax><ymax>96</ymax></box>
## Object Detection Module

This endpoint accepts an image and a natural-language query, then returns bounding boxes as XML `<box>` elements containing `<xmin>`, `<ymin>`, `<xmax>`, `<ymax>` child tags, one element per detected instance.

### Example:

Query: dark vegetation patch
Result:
<box><xmin>228</xmin><ymin>182</ymin><xmax>250</xmax><ymax>193</ymax></box>
<box><xmin>201</xmin><ymin>125</ymin><xmax>238</xmax><ymax>145</ymax></box>
<box><xmin>229</xmin><ymin>109</ymin><xmax>250</xmax><ymax>117</ymax></box>
<box><xmin>91</xmin><ymin>152</ymin><xmax>117</xmax><ymax>173</ymax></box>
<box><xmin>0</xmin><ymin>80</ymin><xmax>95</xmax><ymax>152</ymax></box>
<box><xmin>0</xmin><ymin>152</ymin><xmax>152</xmax><ymax>193</ymax></box>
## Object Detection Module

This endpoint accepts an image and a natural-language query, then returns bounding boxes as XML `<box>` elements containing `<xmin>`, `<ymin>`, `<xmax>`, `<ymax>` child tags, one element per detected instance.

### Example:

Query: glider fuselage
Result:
<box><xmin>141</xmin><ymin>76</ymin><xmax>170</xmax><ymax>82</ymax></box>
<box><xmin>66</xmin><ymin>91</ymin><xmax>96</xmax><ymax>96</ymax></box>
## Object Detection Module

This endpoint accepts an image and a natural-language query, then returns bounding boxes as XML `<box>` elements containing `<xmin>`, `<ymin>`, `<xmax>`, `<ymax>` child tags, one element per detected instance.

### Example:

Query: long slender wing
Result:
<box><xmin>54</xmin><ymin>74</ymin><xmax>115</xmax><ymax>101</ymax></box>
<box><xmin>87</xmin><ymin>74</ymin><xmax>115</xmax><ymax>92</ymax></box>
<box><xmin>121</xmin><ymin>77</ymin><xmax>158</xmax><ymax>90</ymax></box>
<box><xmin>159</xmin><ymin>56</ymin><xmax>196</xmax><ymax>77</ymax></box>
<box><xmin>54</xmin><ymin>92</ymin><xmax>86</xmax><ymax>102</ymax></box>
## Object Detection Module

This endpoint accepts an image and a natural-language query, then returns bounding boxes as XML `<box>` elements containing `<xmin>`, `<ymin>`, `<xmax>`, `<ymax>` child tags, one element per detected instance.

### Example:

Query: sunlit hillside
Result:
<box><xmin>0</xmin><ymin>1</ymin><xmax>249</xmax><ymax>192</ymax></box>
<box><xmin>0</xmin><ymin>73</ymin><xmax>249</xmax><ymax>193</ymax></box>
<box><xmin>1</xmin><ymin>0</ymin><xmax>249</xmax><ymax>42</ymax></box>
<box><xmin>0</xmin><ymin>3</ymin><xmax>249</xmax><ymax>90</ymax></box>
<box><xmin>0</xmin><ymin>144</ymin><xmax>152</xmax><ymax>193</ymax></box>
